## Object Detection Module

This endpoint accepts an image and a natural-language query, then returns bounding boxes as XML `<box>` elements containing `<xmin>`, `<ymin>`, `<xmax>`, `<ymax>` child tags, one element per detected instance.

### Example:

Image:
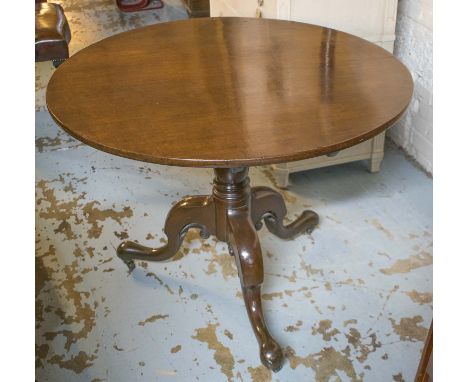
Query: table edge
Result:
<box><xmin>47</xmin><ymin>101</ymin><xmax>411</xmax><ymax>168</ymax></box>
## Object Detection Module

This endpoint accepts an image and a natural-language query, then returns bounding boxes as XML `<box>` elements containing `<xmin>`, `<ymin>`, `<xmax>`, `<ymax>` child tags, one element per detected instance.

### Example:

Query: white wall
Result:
<box><xmin>389</xmin><ymin>0</ymin><xmax>433</xmax><ymax>173</ymax></box>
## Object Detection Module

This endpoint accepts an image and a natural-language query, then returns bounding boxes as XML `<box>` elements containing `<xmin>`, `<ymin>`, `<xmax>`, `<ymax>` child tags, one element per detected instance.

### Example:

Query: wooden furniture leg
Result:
<box><xmin>251</xmin><ymin>186</ymin><xmax>319</xmax><ymax>239</ymax></box>
<box><xmin>227</xmin><ymin>206</ymin><xmax>284</xmax><ymax>371</ymax></box>
<box><xmin>117</xmin><ymin>195</ymin><xmax>215</xmax><ymax>270</ymax></box>
<box><xmin>116</xmin><ymin>167</ymin><xmax>319</xmax><ymax>371</ymax></box>
<box><xmin>212</xmin><ymin>168</ymin><xmax>284</xmax><ymax>371</ymax></box>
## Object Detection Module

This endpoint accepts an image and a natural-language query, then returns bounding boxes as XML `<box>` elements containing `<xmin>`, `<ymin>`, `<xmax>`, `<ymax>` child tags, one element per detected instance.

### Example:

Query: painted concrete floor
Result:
<box><xmin>36</xmin><ymin>1</ymin><xmax>433</xmax><ymax>381</ymax></box>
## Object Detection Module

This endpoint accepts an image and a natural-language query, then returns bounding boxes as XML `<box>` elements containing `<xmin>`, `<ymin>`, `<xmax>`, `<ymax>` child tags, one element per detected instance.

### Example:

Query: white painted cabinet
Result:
<box><xmin>210</xmin><ymin>0</ymin><xmax>399</xmax><ymax>187</ymax></box>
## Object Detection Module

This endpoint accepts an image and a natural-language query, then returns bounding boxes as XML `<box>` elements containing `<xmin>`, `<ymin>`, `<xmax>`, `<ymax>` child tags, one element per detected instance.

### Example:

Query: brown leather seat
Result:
<box><xmin>35</xmin><ymin>1</ymin><xmax>71</xmax><ymax>67</ymax></box>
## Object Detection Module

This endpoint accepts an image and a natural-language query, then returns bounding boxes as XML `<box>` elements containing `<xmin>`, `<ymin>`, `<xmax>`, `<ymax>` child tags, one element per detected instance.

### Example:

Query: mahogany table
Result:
<box><xmin>46</xmin><ymin>17</ymin><xmax>413</xmax><ymax>371</ymax></box>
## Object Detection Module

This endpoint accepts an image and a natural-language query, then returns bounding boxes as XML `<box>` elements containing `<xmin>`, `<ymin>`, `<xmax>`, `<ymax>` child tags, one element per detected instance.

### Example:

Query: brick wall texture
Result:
<box><xmin>389</xmin><ymin>0</ymin><xmax>433</xmax><ymax>173</ymax></box>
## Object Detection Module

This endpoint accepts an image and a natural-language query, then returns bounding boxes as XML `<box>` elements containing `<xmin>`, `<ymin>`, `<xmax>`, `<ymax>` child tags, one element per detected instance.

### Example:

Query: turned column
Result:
<box><xmin>212</xmin><ymin>168</ymin><xmax>284</xmax><ymax>371</ymax></box>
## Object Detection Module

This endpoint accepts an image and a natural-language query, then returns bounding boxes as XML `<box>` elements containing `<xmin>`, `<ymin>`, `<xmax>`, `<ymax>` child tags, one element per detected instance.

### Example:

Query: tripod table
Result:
<box><xmin>46</xmin><ymin>17</ymin><xmax>413</xmax><ymax>371</ymax></box>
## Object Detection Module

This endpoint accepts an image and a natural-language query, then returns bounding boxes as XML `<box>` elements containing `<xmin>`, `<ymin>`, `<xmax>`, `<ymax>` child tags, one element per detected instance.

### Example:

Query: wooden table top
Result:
<box><xmin>46</xmin><ymin>17</ymin><xmax>413</xmax><ymax>168</ymax></box>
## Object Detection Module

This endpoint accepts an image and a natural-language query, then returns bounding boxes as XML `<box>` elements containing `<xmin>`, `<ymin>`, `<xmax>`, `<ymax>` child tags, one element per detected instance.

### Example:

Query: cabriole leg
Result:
<box><xmin>251</xmin><ymin>186</ymin><xmax>319</xmax><ymax>239</ymax></box>
<box><xmin>117</xmin><ymin>195</ymin><xmax>215</xmax><ymax>271</ymax></box>
<box><xmin>227</xmin><ymin>207</ymin><xmax>284</xmax><ymax>371</ymax></box>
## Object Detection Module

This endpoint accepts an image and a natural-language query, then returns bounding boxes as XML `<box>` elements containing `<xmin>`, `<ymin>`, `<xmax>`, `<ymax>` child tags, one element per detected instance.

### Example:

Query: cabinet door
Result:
<box><xmin>289</xmin><ymin>0</ymin><xmax>397</xmax><ymax>44</ymax></box>
<box><xmin>211</xmin><ymin>0</ymin><xmax>397</xmax><ymax>50</ymax></box>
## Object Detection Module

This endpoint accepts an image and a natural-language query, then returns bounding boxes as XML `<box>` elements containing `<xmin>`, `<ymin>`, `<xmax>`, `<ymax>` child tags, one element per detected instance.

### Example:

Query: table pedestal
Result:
<box><xmin>117</xmin><ymin>167</ymin><xmax>318</xmax><ymax>371</ymax></box>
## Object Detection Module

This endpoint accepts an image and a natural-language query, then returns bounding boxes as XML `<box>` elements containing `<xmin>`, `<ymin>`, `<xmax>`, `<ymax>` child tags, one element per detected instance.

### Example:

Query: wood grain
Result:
<box><xmin>46</xmin><ymin>17</ymin><xmax>413</xmax><ymax>168</ymax></box>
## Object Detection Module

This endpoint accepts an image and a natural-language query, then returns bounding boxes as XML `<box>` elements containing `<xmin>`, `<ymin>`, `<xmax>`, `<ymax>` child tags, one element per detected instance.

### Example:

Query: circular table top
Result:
<box><xmin>46</xmin><ymin>17</ymin><xmax>413</xmax><ymax>168</ymax></box>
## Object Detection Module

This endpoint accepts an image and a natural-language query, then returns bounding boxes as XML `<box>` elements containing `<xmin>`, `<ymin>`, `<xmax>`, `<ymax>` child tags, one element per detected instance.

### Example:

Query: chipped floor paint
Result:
<box><xmin>36</xmin><ymin>2</ymin><xmax>433</xmax><ymax>381</ymax></box>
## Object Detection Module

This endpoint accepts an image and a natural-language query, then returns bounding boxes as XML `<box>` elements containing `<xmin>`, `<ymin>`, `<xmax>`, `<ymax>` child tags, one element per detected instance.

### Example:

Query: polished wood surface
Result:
<box><xmin>46</xmin><ymin>17</ymin><xmax>412</xmax><ymax>168</ymax></box>
<box><xmin>117</xmin><ymin>168</ymin><xmax>319</xmax><ymax>370</ymax></box>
